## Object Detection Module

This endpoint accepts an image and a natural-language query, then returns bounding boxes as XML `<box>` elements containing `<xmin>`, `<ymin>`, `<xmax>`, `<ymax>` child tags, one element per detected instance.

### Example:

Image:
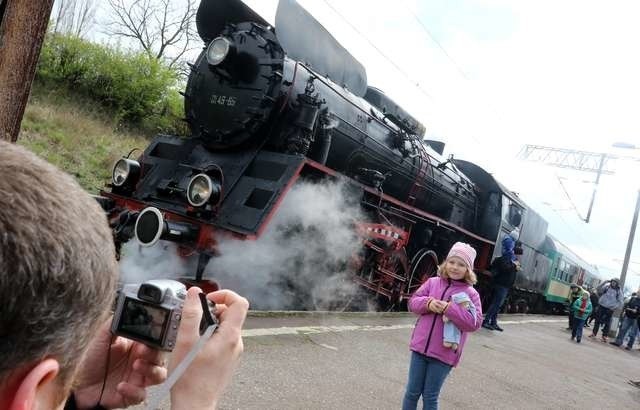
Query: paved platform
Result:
<box><xmin>143</xmin><ymin>313</ymin><xmax>640</xmax><ymax>409</ymax></box>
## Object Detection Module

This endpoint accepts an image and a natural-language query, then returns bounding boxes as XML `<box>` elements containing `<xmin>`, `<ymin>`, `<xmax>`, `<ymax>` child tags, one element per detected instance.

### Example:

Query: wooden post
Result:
<box><xmin>0</xmin><ymin>0</ymin><xmax>55</xmax><ymax>142</ymax></box>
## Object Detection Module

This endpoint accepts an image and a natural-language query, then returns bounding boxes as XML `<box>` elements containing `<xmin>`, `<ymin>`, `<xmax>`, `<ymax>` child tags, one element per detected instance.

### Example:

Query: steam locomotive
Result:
<box><xmin>98</xmin><ymin>0</ymin><xmax>598</xmax><ymax>310</ymax></box>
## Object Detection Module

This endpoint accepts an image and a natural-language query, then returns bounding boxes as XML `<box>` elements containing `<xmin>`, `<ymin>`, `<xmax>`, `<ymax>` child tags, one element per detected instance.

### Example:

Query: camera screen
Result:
<box><xmin>117</xmin><ymin>297</ymin><xmax>170</xmax><ymax>344</ymax></box>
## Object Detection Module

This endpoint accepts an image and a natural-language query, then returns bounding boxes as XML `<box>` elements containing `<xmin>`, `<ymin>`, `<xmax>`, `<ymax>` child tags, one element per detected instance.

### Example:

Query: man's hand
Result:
<box><xmin>73</xmin><ymin>319</ymin><xmax>168</xmax><ymax>408</ymax></box>
<box><xmin>170</xmin><ymin>287</ymin><xmax>249</xmax><ymax>410</ymax></box>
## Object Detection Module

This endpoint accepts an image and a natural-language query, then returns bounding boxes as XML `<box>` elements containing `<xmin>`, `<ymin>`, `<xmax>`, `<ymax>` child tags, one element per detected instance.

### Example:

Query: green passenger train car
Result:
<box><xmin>541</xmin><ymin>235</ymin><xmax>602</xmax><ymax>312</ymax></box>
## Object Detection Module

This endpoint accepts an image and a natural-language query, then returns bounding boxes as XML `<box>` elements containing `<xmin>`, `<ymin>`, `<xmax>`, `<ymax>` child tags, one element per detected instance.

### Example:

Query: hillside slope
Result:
<box><xmin>18</xmin><ymin>87</ymin><xmax>153</xmax><ymax>193</ymax></box>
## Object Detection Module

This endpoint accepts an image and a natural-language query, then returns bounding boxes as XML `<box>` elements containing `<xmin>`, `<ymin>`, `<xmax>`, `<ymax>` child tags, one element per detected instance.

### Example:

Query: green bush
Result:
<box><xmin>36</xmin><ymin>33</ymin><xmax>186</xmax><ymax>134</ymax></box>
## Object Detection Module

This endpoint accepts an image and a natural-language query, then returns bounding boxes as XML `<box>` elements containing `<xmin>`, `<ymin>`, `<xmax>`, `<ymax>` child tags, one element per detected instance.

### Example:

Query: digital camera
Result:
<box><xmin>112</xmin><ymin>279</ymin><xmax>214</xmax><ymax>351</ymax></box>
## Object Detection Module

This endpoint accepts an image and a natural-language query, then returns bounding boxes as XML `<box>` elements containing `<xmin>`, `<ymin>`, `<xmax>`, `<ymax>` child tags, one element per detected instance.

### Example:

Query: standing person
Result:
<box><xmin>482</xmin><ymin>255</ymin><xmax>519</xmax><ymax>331</ymax></box>
<box><xmin>403</xmin><ymin>242</ymin><xmax>483</xmax><ymax>410</ymax></box>
<box><xmin>587</xmin><ymin>289</ymin><xmax>599</xmax><ymax>327</ymax></box>
<box><xmin>589</xmin><ymin>278</ymin><xmax>624</xmax><ymax>342</ymax></box>
<box><xmin>570</xmin><ymin>291</ymin><xmax>592</xmax><ymax>343</ymax></box>
<box><xmin>566</xmin><ymin>284</ymin><xmax>583</xmax><ymax>331</ymax></box>
<box><xmin>610</xmin><ymin>289</ymin><xmax>640</xmax><ymax>349</ymax></box>
<box><xmin>0</xmin><ymin>141</ymin><xmax>249</xmax><ymax>409</ymax></box>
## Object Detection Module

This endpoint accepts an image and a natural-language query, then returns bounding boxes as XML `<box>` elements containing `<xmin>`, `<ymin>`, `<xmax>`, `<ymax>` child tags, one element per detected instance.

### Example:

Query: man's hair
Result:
<box><xmin>0</xmin><ymin>142</ymin><xmax>118</xmax><ymax>387</ymax></box>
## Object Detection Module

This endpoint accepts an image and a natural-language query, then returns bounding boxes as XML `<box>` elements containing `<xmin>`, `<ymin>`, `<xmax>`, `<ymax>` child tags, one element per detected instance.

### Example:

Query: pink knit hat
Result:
<box><xmin>447</xmin><ymin>242</ymin><xmax>477</xmax><ymax>270</ymax></box>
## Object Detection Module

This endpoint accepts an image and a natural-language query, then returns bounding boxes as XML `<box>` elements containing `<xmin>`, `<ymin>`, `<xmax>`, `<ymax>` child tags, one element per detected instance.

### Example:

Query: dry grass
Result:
<box><xmin>18</xmin><ymin>87</ymin><xmax>151</xmax><ymax>193</ymax></box>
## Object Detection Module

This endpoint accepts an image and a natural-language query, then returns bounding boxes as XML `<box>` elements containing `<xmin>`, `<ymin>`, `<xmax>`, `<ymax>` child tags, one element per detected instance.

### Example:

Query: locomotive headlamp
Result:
<box><xmin>187</xmin><ymin>173</ymin><xmax>221</xmax><ymax>207</ymax></box>
<box><xmin>206</xmin><ymin>37</ymin><xmax>233</xmax><ymax>66</ymax></box>
<box><xmin>112</xmin><ymin>158</ymin><xmax>140</xmax><ymax>187</ymax></box>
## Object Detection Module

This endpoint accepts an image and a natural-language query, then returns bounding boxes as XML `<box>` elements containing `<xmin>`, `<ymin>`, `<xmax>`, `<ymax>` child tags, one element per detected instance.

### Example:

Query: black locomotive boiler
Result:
<box><xmin>99</xmin><ymin>0</ymin><xmax>497</xmax><ymax>306</ymax></box>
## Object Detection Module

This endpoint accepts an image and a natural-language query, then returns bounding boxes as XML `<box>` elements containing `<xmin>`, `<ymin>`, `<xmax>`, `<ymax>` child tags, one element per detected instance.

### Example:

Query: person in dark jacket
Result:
<box><xmin>610</xmin><ymin>290</ymin><xmax>640</xmax><ymax>349</ymax></box>
<box><xmin>482</xmin><ymin>255</ymin><xmax>519</xmax><ymax>331</ymax></box>
<box><xmin>589</xmin><ymin>278</ymin><xmax>624</xmax><ymax>342</ymax></box>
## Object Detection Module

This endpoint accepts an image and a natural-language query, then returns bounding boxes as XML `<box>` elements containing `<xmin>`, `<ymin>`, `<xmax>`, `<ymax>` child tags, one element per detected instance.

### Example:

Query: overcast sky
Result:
<box><xmin>238</xmin><ymin>0</ymin><xmax>640</xmax><ymax>291</ymax></box>
<box><xmin>89</xmin><ymin>0</ymin><xmax>640</xmax><ymax>290</ymax></box>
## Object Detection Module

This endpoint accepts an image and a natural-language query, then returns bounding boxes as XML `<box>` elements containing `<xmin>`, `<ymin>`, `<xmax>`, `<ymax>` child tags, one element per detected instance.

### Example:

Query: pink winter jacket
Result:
<box><xmin>408</xmin><ymin>276</ymin><xmax>483</xmax><ymax>367</ymax></box>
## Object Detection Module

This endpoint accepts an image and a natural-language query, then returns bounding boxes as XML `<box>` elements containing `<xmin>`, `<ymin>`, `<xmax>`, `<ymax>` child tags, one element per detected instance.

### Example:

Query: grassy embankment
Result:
<box><xmin>18</xmin><ymin>86</ymin><xmax>152</xmax><ymax>193</ymax></box>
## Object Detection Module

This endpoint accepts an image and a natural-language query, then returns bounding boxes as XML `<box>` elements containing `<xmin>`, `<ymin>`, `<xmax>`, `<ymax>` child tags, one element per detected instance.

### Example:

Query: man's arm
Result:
<box><xmin>73</xmin><ymin>320</ymin><xmax>168</xmax><ymax>408</ymax></box>
<box><xmin>170</xmin><ymin>287</ymin><xmax>249</xmax><ymax>410</ymax></box>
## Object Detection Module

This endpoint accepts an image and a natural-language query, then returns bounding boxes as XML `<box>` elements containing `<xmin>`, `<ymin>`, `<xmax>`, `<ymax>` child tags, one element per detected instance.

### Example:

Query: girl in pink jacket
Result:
<box><xmin>402</xmin><ymin>242</ymin><xmax>483</xmax><ymax>410</ymax></box>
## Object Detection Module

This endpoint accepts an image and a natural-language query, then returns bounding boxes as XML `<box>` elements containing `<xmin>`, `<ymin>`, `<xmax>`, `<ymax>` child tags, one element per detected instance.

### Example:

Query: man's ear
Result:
<box><xmin>9</xmin><ymin>359</ymin><xmax>60</xmax><ymax>410</ymax></box>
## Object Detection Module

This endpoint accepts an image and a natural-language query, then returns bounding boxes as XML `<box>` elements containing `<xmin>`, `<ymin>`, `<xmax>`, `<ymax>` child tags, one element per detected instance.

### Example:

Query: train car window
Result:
<box><xmin>559</xmin><ymin>260</ymin><xmax>568</xmax><ymax>281</ymax></box>
<box><xmin>501</xmin><ymin>197</ymin><xmax>523</xmax><ymax>227</ymax></box>
<box><xmin>508</xmin><ymin>204</ymin><xmax>523</xmax><ymax>226</ymax></box>
<box><xmin>551</xmin><ymin>260</ymin><xmax>559</xmax><ymax>279</ymax></box>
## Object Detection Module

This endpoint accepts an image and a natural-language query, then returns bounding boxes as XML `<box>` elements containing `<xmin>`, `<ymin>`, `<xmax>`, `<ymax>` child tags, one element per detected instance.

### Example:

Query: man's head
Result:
<box><xmin>610</xmin><ymin>278</ymin><xmax>620</xmax><ymax>288</ymax></box>
<box><xmin>0</xmin><ymin>142</ymin><xmax>118</xmax><ymax>407</ymax></box>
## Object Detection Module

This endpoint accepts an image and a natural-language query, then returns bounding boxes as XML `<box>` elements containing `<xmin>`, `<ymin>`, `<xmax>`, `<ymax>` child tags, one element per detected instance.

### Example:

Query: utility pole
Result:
<box><xmin>585</xmin><ymin>153</ymin><xmax>606</xmax><ymax>223</ymax></box>
<box><xmin>0</xmin><ymin>0</ymin><xmax>55</xmax><ymax>142</ymax></box>
<box><xmin>620</xmin><ymin>190</ymin><xmax>640</xmax><ymax>292</ymax></box>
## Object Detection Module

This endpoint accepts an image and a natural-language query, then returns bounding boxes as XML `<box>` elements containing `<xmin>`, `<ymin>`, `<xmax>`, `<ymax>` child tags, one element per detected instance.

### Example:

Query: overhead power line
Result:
<box><xmin>321</xmin><ymin>0</ymin><xmax>434</xmax><ymax>101</ymax></box>
<box><xmin>548</xmin><ymin>206</ymin><xmax>600</xmax><ymax>267</ymax></box>
<box><xmin>401</xmin><ymin>1</ymin><xmax>469</xmax><ymax>80</ymax></box>
<box><xmin>320</xmin><ymin>0</ymin><xmax>493</xmax><ymax>150</ymax></box>
<box><xmin>555</xmin><ymin>175</ymin><xmax>586</xmax><ymax>222</ymax></box>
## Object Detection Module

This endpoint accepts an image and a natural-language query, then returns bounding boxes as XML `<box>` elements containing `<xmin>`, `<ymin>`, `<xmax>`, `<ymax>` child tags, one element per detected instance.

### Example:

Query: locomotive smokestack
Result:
<box><xmin>135</xmin><ymin>207</ymin><xmax>199</xmax><ymax>247</ymax></box>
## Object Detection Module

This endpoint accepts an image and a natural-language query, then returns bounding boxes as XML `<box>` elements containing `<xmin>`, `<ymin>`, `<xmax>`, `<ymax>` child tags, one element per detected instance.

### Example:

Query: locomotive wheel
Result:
<box><xmin>508</xmin><ymin>298</ymin><xmax>529</xmax><ymax>314</ymax></box>
<box><xmin>516</xmin><ymin>300</ymin><xmax>530</xmax><ymax>314</ymax></box>
<box><xmin>344</xmin><ymin>247</ymin><xmax>408</xmax><ymax>311</ymax></box>
<box><xmin>405</xmin><ymin>249</ymin><xmax>439</xmax><ymax>297</ymax></box>
<box><xmin>380</xmin><ymin>248</ymin><xmax>409</xmax><ymax>311</ymax></box>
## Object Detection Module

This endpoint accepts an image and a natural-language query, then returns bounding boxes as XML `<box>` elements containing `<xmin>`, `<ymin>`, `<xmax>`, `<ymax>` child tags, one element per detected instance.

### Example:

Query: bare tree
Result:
<box><xmin>52</xmin><ymin>0</ymin><xmax>97</xmax><ymax>37</ymax></box>
<box><xmin>105</xmin><ymin>0</ymin><xmax>197</xmax><ymax>68</ymax></box>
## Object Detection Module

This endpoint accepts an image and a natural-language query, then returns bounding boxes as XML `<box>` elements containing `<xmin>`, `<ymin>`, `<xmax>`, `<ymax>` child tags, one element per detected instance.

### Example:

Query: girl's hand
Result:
<box><xmin>429</xmin><ymin>299</ymin><xmax>448</xmax><ymax>314</ymax></box>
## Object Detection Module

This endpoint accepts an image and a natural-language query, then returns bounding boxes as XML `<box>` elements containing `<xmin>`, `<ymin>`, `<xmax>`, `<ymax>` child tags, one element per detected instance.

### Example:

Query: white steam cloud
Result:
<box><xmin>119</xmin><ymin>241</ymin><xmax>196</xmax><ymax>284</ymax></box>
<box><xmin>205</xmin><ymin>180</ymin><xmax>365</xmax><ymax>310</ymax></box>
<box><xmin>118</xmin><ymin>180</ymin><xmax>368</xmax><ymax>310</ymax></box>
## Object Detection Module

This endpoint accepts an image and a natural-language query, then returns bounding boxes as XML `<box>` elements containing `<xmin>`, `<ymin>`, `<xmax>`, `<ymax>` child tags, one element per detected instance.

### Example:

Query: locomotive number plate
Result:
<box><xmin>210</xmin><ymin>94</ymin><xmax>237</xmax><ymax>107</ymax></box>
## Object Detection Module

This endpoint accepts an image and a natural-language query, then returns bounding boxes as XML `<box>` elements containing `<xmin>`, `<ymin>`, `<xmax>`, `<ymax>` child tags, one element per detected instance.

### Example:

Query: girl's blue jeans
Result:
<box><xmin>402</xmin><ymin>351</ymin><xmax>452</xmax><ymax>410</ymax></box>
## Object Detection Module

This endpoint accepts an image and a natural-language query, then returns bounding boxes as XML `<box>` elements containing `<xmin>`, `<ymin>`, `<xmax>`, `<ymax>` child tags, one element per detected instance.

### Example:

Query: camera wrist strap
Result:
<box><xmin>147</xmin><ymin>293</ymin><xmax>218</xmax><ymax>409</ymax></box>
